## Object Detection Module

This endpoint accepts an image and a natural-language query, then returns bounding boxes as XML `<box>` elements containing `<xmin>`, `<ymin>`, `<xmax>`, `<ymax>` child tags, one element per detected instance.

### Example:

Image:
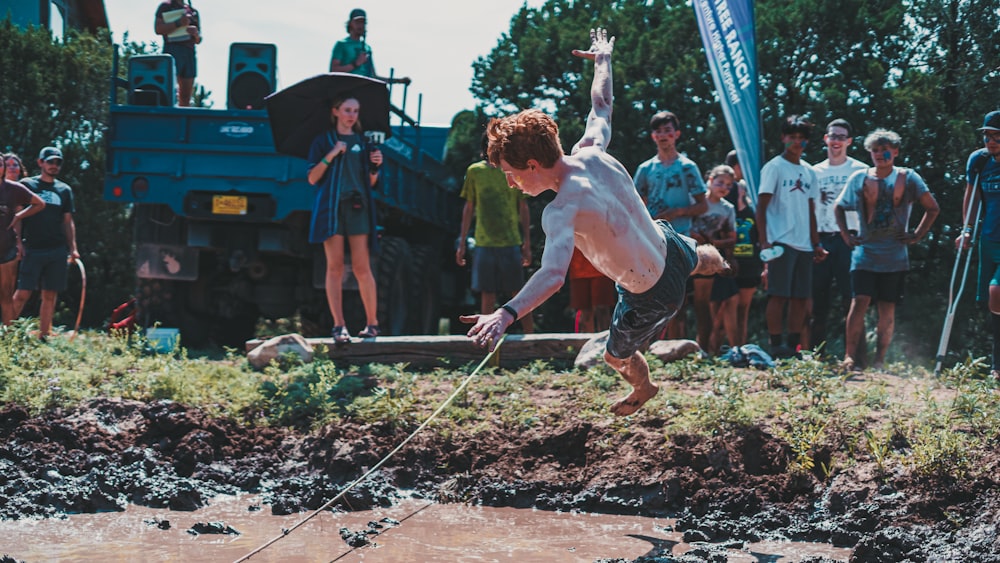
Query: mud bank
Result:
<box><xmin>1</xmin><ymin>398</ymin><xmax>999</xmax><ymax>562</ymax></box>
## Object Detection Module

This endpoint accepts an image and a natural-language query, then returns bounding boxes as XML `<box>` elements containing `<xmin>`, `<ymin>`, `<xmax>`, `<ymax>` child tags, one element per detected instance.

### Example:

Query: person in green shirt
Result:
<box><xmin>328</xmin><ymin>8</ymin><xmax>410</xmax><ymax>85</ymax></box>
<box><xmin>456</xmin><ymin>135</ymin><xmax>534</xmax><ymax>333</ymax></box>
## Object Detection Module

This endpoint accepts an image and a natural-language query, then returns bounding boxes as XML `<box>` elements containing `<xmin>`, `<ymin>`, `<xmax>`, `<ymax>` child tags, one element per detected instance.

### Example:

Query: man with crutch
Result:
<box><xmin>956</xmin><ymin>110</ymin><xmax>1000</xmax><ymax>378</ymax></box>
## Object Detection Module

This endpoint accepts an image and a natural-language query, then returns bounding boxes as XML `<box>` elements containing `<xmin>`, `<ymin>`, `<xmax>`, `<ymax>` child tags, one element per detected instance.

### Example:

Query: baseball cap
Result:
<box><xmin>349</xmin><ymin>8</ymin><xmax>366</xmax><ymax>21</ymax></box>
<box><xmin>39</xmin><ymin>146</ymin><xmax>63</xmax><ymax>161</ymax></box>
<box><xmin>977</xmin><ymin>110</ymin><xmax>1000</xmax><ymax>132</ymax></box>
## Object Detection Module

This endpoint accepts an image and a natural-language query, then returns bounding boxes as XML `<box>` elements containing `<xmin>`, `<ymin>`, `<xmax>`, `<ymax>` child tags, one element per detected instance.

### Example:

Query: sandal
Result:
<box><xmin>332</xmin><ymin>326</ymin><xmax>351</xmax><ymax>344</ymax></box>
<box><xmin>358</xmin><ymin>325</ymin><xmax>380</xmax><ymax>338</ymax></box>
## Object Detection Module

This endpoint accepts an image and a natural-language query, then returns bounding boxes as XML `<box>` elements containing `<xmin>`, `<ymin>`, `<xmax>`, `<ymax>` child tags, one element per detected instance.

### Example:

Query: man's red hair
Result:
<box><xmin>486</xmin><ymin>109</ymin><xmax>563</xmax><ymax>169</ymax></box>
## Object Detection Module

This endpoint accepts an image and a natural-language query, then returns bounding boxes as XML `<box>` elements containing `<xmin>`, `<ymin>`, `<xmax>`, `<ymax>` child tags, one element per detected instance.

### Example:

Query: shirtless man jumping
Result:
<box><xmin>462</xmin><ymin>28</ymin><xmax>728</xmax><ymax>416</ymax></box>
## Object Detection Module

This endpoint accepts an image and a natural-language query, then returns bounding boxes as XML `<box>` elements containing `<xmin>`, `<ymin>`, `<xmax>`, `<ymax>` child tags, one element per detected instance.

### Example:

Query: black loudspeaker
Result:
<box><xmin>228</xmin><ymin>43</ymin><xmax>277</xmax><ymax>110</ymax></box>
<box><xmin>128</xmin><ymin>55</ymin><xmax>176</xmax><ymax>107</ymax></box>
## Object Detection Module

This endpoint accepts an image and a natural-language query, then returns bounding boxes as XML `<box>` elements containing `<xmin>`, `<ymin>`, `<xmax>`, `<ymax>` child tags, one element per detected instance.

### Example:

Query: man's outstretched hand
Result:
<box><xmin>461</xmin><ymin>310</ymin><xmax>514</xmax><ymax>353</ymax></box>
<box><xmin>571</xmin><ymin>27</ymin><xmax>615</xmax><ymax>60</ymax></box>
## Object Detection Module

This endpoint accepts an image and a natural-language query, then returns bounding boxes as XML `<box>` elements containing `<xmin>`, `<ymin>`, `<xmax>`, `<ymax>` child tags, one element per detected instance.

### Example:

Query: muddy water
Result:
<box><xmin>0</xmin><ymin>495</ymin><xmax>851</xmax><ymax>562</ymax></box>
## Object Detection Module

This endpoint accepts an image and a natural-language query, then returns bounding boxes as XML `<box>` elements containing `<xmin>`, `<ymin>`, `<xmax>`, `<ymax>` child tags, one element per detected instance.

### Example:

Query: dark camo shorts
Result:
<box><xmin>607</xmin><ymin>221</ymin><xmax>697</xmax><ymax>359</ymax></box>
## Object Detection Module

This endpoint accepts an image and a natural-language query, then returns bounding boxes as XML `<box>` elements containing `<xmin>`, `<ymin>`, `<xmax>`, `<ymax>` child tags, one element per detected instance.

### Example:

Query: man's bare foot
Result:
<box><xmin>610</xmin><ymin>384</ymin><xmax>659</xmax><ymax>416</ymax></box>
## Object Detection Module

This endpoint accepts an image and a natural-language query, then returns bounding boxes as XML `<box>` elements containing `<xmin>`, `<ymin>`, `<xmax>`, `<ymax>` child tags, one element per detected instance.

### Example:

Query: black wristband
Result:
<box><xmin>501</xmin><ymin>304</ymin><xmax>518</xmax><ymax>320</ymax></box>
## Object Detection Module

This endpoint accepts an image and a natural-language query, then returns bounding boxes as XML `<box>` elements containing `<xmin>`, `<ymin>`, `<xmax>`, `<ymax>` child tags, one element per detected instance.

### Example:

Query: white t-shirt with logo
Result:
<box><xmin>758</xmin><ymin>155</ymin><xmax>818</xmax><ymax>252</ymax></box>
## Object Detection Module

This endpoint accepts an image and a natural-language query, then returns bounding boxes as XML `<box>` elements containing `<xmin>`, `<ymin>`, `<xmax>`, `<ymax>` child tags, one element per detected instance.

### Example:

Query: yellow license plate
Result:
<box><xmin>212</xmin><ymin>195</ymin><xmax>247</xmax><ymax>215</ymax></box>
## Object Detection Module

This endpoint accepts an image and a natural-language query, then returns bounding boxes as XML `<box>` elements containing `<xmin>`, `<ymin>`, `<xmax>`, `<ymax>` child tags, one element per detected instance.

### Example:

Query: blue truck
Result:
<box><xmin>104</xmin><ymin>48</ymin><xmax>469</xmax><ymax>346</ymax></box>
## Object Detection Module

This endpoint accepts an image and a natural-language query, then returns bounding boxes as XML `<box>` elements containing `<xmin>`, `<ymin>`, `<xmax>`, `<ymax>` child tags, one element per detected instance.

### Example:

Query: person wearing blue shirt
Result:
<box><xmin>836</xmin><ymin>129</ymin><xmax>939</xmax><ymax>370</ymax></box>
<box><xmin>957</xmin><ymin>110</ymin><xmax>1000</xmax><ymax>378</ymax></box>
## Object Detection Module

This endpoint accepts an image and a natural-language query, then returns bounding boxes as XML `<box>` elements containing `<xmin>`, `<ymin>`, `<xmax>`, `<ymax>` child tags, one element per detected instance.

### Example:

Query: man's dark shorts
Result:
<box><xmin>17</xmin><ymin>246</ymin><xmax>70</xmax><ymax>292</ymax></box>
<box><xmin>164</xmin><ymin>43</ymin><xmax>197</xmax><ymax>79</ymax></box>
<box><xmin>335</xmin><ymin>193</ymin><xmax>371</xmax><ymax>236</ymax></box>
<box><xmin>471</xmin><ymin>246</ymin><xmax>524</xmax><ymax>293</ymax></box>
<box><xmin>851</xmin><ymin>270</ymin><xmax>905</xmax><ymax>303</ymax></box>
<box><xmin>765</xmin><ymin>243</ymin><xmax>813</xmax><ymax>299</ymax></box>
<box><xmin>607</xmin><ymin>221</ymin><xmax>697</xmax><ymax>359</ymax></box>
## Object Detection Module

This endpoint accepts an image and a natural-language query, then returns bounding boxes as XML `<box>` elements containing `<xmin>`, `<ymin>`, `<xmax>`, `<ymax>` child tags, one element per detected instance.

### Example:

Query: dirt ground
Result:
<box><xmin>1</xmin><ymin>371</ymin><xmax>1000</xmax><ymax>562</ymax></box>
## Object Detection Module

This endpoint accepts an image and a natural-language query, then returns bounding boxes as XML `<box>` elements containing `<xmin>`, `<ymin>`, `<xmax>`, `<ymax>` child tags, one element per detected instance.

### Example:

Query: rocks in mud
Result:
<box><xmin>338</xmin><ymin>517</ymin><xmax>400</xmax><ymax>548</ymax></box>
<box><xmin>339</xmin><ymin>526</ymin><xmax>371</xmax><ymax>547</ymax></box>
<box><xmin>144</xmin><ymin>518</ymin><xmax>171</xmax><ymax>529</ymax></box>
<box><xmin>851</xmin><ymin>526</ymin><xmax>923</xmax><ymax>561</ymax></box>
<box><xmin>264</xmin><ymin>472</ymin><xmax>399</xmax><ymax>516</ymax></box>
<box><xmin>5</xmin><ymin>397</ymin><xmax>1000</xmax><ymax>561</ymax></box>
<box><xmin>188</xmin><ymin>521</ymin><xmax>240</xmax><ymax>535</ymax></box>
<box><xmin>0</xmin><ymin>399</ymin><xmax>279</xmax><ymax>520</ymax></box>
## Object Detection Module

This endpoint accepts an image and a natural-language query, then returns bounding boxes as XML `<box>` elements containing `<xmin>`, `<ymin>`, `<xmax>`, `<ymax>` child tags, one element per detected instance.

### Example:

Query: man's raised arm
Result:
<box><xmin>571</xmin><ymin>28</ymin><xmax>615</xmax><ymax>154</ymax></box>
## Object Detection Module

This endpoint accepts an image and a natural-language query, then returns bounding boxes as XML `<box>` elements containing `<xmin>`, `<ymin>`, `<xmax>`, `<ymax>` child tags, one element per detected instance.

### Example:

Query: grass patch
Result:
<box><xmin>3</xmin><ymin>325</ymin><xmax>1000</xmax><ymax>483</ymax></box>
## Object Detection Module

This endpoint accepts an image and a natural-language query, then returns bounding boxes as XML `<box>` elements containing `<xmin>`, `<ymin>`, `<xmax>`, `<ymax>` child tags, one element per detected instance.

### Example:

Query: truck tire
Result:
<box><xmin>375</xmin><ymin>236</ymin><xmax>412</xmax><ymax>336</ymax></box>
<box><xmin>406</xmin><ymin>244</ymin><xmax>442</xmax><ymax>335</ymax></box>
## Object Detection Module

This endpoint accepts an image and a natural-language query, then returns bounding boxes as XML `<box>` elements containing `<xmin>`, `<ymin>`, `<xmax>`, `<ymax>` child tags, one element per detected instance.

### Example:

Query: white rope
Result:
<box><xmin>234</xmin><ymin>334</ymin><xmax>507</xmax><ymax>562</ymax></box>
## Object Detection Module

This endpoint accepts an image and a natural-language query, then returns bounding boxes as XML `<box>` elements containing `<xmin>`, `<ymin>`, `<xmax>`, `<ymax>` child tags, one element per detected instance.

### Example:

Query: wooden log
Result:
<box><xmin>245</xmin><ymin>333</ymin><xmax>596</xmax><ymax>368</ymax></box>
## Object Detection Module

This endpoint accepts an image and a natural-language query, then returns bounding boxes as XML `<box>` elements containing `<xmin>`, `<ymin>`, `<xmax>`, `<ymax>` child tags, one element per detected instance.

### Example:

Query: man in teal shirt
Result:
<box><xmin>329</xmin><ymin>8</ymin><xmax>410</xmax><ymax>85</ymax></box>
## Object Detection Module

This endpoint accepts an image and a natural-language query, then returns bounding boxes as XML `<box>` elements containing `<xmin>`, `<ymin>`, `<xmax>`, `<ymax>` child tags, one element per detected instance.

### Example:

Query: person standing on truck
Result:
<box><xmin>328</xmin><ymin>8</ymin><xmax>410</xmax><ymax>85</ymax></box>
<box><xmin>456</xmin><ymin>133</ymin><xmax>534</xmax><ymax>333</ymax></box>
<box><xmin>0</xmin><ymin>156</ymin><xmax>46</xmax><ymax>325</ymax></box>
<box><xmin>154</xmin><ymin>0</ymin><xmax>202</xmax><ymax>107</ymax></box>
<box><xmin>11</xmin><ymin>147</ymin><xmax>78</xmax><ymax>339</ymax></box>
<box><xmin>462</xmin><ymin>28</ymin><xmax>729</xmax><ymax>416</ymax></box>
<box><xmin>306</xmin><ymin>97</ymin><xmax>384</xmax><ymax>343</ymax></box>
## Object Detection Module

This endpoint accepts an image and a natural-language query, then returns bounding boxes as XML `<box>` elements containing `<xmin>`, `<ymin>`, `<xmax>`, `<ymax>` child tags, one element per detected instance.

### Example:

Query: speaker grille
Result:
<box><xmin>227</xmin><ymin>43</ymin><xmax>277</xmax><ymax>110</ymax></box>
<box><xmin>229</xmin><ymin>73</ymin><xmax>272</xmax><ymax>110</ymax></box>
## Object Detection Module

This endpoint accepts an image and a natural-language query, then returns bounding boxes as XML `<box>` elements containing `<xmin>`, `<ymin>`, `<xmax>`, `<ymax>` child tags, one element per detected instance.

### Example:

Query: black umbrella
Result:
<box><xmin>264</xmin><ymin>72</ymin><xmax>392</xmax><ymax>160</ymax></box>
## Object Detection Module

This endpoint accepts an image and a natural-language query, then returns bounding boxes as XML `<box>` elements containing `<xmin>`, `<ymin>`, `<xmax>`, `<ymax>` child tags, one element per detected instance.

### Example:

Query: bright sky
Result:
<box><xmin>102</xmin><ymin>0</ymin><xmax>544</xmax><ymax>125</ymax></box>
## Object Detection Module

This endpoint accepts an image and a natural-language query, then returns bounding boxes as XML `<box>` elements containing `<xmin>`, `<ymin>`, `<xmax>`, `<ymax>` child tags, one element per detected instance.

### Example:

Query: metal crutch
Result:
<box><xmin>934</xmin><ymin>175</ymin><xmax>983</xmax><ymax>375</ymax></box>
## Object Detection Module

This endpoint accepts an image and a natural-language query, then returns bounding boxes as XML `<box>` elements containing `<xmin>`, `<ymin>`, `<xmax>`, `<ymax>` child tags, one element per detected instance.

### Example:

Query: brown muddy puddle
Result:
<box><xmin>0</xmin><ymin>495</ymin><xmax>850</xmax><ymax>562</ymax></box>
